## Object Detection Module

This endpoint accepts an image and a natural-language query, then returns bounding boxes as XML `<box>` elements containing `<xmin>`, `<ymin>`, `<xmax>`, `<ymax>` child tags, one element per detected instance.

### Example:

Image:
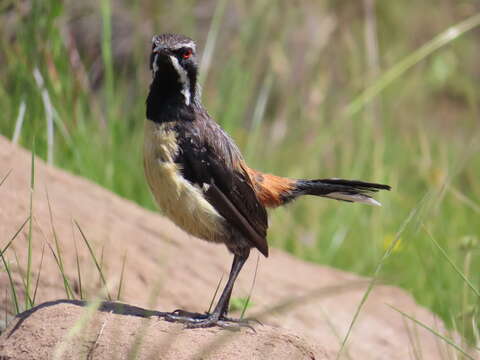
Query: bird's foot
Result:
<box><xmin>163</xmin><ymin>309</ymin><xmax>257</xmax><ymax>331</ymax></box>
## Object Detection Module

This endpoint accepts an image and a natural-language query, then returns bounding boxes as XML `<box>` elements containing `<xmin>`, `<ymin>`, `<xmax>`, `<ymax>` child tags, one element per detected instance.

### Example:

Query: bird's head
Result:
<box><xmin>149</xmin><ymin>33</ymin><xmax>198</xmax><ymax>106</ymax></box>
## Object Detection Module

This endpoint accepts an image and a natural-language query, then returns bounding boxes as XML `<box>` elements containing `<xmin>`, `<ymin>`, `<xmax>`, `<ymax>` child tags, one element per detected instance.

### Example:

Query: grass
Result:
<box><xmin>389</xmin><ymin>304</ymin><xmax>475</xmax><ymax>360</ymax></box>
<box><xmin>0</xmin><ymin>0</ymin><xmax>479</xmax><ymax>354</ymax></box>
<box><xmin>74</xmin><ymin>220</ymin><xmax>112</xmax><ymax>301</ymax></box>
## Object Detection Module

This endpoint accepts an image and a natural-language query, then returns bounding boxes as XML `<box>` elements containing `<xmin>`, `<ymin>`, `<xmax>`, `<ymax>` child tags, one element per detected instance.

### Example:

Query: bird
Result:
<box><xmin>144</xmin><ymin>33</ymin><xmax>391</xmax><ymax>328</ymax></box>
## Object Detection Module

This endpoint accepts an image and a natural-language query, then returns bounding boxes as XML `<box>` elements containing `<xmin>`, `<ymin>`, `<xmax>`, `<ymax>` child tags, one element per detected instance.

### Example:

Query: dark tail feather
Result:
<box><xmin>294</xmin><ymin>178</ymin><xmax>391</xmax><ymax>206</ymax></box>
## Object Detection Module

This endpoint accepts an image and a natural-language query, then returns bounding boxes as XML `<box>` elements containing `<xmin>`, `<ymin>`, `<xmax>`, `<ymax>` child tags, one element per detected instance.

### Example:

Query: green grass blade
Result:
<box><xmin>100</xmin><ymin>244</ymin><xmax>105</xmax><ymax>274</ymax></box>
<box><xmin>198</xmin><ymin>0</ymin><xmax>228</xmax><ymax>85</ymax></box>
<box><xmin>11</xmin><ymin>99</ymin><xmax>26</xmax><ymax>144</ymax></box>
<box><xmin>116</xmin><ymin>251</ymin><xmax>127</xmax><ymax>301</ymax></box>
<box><xmin>25</xmin><ymin>143</ymin><xmax>35</xmax><ymax>309</ymax></box>
<box><xmin>0</xmin><ymin>169</ymin><xmax>12</xmax><ymax>188</ymax></box>
<box><xmin>240</xmin><ymin>254</ymin><xmax>260</xmax><ymax>319</ymax></box>
<box><xmin>449</xmin><ymin>187</ymin><xmax>480</xmax><ymax>214</ymax></box>
<box><xmin>32</xmin><ymin>243</ymin><xmax>46</xmax><ymax>305</ymax></box>
<box><xmin>12</xmin><ymin>249</ymin><xmax>34</xmax><ymax>309</ymax></box>
<box><xmin>45</xmin><ymin>241</ymin><xmax>74</xmax><ymax>300</ymax></box>
<box><xmin>32</xmin><ymin>68</ymin><xmax>55</xmax><ymax>165</ymax></box>
<box><xmin>347</xmin><ymin>12</ymin><xmax>480</xmax><ymax>116</ymax></box>
<box><xmin>195</xmin><ymin>280</ymin><xmax>369</xmax><ymax>359</ymax></box>
<box><xmin>244</xmin><ymin>73</ymin><xmax>274</xmax><ymax>159</ymax></box>
<box><xmin>74</xmin><ymin>220</ymin><xmax>112</xmax><ymax>300</ymax></box>
<box><xmin>388</xmin><ymin>304</ymin><xmax>475</xmax><ymax>360</ymax></box>
<box><xmin>0</xmin><ymin>254</ymin><xmax>19</xmax><ymax>315</ymax></box>
<box><xmin>424</xmin><ymin>225</ymin><xmax>480</xmax><ymax>299</ymax></box>
<box><xmin>0</xmin><ymin>218</ymin><xmax>28</xmax><ymax>315</ymax></box>
<box><xmin>207</xmin><ymin>274</ymin><xmax>224</xmax><ymax>314</ymax></box>
<box><xmin>72</xmin><ymin>225</ymin><xmax>83</xmax><ymax>300</ymax></box>
<box><xmin>46</xmin><ymin>189</ymin><xmax>74</xmax><ymax>299</ymax></box>
<box><xmin>100</xmin><ymin>0</ymin><xmax>114</xmax><ymax>119</ymax></box>
<box><xmin>3</xmin><ymin>287</ymin><xmax>8</xmax><ymax>330</ymax></box>
<box><xmin>336</xmin><ymin>196</ymin><xmax>426</xmax><ymax>360</ymax></box>
<box><xmin>0</xmin><ymin>217</ymin><xmax>29</xmax><ymax>256</ymax></box>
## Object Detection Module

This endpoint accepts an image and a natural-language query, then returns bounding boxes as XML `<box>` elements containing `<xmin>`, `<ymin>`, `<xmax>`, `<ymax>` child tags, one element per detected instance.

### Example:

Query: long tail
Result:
<box><xmin>245</xmin><ymin>168</ymin><xmax>390</xmax><ymax>208</ymax></box>
<box><xmin>293</xmin><ymin>178</ymin><xmax>391</xmax><ymax>206</ymax></box>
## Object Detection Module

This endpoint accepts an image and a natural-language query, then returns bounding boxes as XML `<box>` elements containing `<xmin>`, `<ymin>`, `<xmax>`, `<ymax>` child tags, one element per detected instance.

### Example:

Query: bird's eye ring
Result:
<box><xmin>182</xmin><ymin>49</ymin><xmax>193</xmax><ymax>59</ymax></box>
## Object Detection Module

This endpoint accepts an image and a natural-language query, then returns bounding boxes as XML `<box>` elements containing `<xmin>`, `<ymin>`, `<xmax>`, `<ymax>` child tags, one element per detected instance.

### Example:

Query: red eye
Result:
<box><xmin>182</xmin><ymin>49</ymin><xmax>193</xmax><ymax>59</ymax></box>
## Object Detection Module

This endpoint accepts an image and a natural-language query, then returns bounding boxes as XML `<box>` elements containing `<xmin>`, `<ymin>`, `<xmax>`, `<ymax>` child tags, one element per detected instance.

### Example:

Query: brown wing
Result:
<box><xmin>174</xmin><ymin>112</ymin><xmax>269</xmax><ymax>257</ymax></box>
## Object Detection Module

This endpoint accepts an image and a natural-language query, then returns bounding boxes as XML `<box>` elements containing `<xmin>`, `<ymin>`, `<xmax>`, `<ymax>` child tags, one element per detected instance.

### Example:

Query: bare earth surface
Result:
<box><xmin>0</xmin><ymin>300</ymin><xmax>321</xmax><ymax>360</ymax></box>
<box><xmin>0</xmin><ymin>136</ymin><xmax>471</xmax><ymax>359</ymax></box>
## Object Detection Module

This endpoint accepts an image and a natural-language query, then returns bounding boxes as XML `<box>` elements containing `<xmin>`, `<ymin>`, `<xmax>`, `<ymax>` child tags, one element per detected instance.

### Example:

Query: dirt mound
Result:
<box><xmin>0</xmin><ymin>135</ymin><xmax>466</xmax><ymax>359</ymax></box>
<box><xmin>0</xmin><ymin>300</ymin><xmax>321</xmax><ymax>360</ymax></box>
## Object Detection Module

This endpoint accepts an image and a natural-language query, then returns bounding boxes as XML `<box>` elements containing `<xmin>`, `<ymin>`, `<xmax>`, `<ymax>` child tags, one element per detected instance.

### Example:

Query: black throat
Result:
<box><xmin>146</xmin><ymin>66</ymin><xmax>197</xmax><ymax>124</ymax></box>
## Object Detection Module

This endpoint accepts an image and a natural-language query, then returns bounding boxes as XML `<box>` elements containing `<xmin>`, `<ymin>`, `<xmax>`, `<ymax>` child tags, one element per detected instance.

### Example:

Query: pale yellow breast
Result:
<box><xmin>143</xmin><ymin>119</ymin><xmax>226</xmax><ymax>243</ymax></box>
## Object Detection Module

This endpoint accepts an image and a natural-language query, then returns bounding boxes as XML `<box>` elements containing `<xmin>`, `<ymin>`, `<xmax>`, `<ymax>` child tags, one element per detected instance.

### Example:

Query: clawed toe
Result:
<box><xmin>221</xmin><ymin>315</ymin><xmax>262</xmax><ymax>327</ymax></box>
<box><xmin>162</xmin><ymin>309</ymin><xmax>257</xmax><ymax>331</ymax></box>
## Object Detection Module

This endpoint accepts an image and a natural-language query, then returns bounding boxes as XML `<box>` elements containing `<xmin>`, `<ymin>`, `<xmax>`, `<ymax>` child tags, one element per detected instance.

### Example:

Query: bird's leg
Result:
<box><xmin>217</xmin><ymin>270</ymin><xmax>262</xmax><ymax>326</ymax></box>
<box><xmin>164</xmin><ymin>251</ymin><xmax>251</xmax><ymax>329</ymax></box>
<box><xmin>219</xmin><ymin>287</ymin><xmax>233</xmax><ymax>317</ymax></box>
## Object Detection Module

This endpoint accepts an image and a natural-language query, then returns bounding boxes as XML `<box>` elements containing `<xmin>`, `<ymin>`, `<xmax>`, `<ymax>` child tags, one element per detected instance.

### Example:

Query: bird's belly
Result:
<box><xmin>143</xmin><ymin>120</ymin><xmax>226</xmax><ymax>243</ymax></box>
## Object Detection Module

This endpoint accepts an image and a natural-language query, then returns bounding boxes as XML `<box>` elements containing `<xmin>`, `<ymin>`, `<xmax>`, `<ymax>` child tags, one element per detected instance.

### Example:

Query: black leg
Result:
<box><xmin>219</xmin><ymin>287</ymin><xmax>232</xmax><ymax>317</ymax></box>
<box><xmin>164</xmin><ymin>251</ymin><xmax>251</xmax><ymax>328</ymax></box>
<box><xmin>211</xmin><ymin>252</ymin><xmax>248</xmax><ymax>316</ymax></box>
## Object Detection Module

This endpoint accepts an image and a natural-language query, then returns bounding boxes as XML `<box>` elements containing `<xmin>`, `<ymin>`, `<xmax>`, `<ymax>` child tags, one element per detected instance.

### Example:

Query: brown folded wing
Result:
<box><xmin>174</xmin><ymin>112</ymin><xmax>269</xmax><ymax>257</ymax></box>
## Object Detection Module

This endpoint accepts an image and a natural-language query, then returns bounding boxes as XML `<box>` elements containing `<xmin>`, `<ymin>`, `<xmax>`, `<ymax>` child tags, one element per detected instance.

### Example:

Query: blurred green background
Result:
<box><xmin>1</xmin><ymin>0</ymin><xmax>479</xmax><ymax>342</ymax></box>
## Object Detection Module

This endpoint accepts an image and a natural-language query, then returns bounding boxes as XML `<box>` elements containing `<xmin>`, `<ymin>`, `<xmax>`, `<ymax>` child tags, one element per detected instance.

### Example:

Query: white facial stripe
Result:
<box><xmin>169</xmin><ymin>55</ymin><xmax>191</xmax><ymax>106</ymax></box>
<box><xmin>152</xmin><ymin>53</ymin><xmax>159</xmax><ymax>74</ymax></box>
<box><xmin>171</xmin><ymin>42</ymin><xmax>196</xmax><ymax>51</ymax></box>
<box><xmin>153</xmin><ymin>42</ymin><xmax>195</xmax><ymax>53</ymax></box>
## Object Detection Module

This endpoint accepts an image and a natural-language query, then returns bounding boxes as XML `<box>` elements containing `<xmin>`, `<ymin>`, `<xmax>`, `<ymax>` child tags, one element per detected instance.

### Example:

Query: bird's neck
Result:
<box><xmin>146</xmin><ymin>72</ymin><xmax>200</xmax><ymax>124</ymax></box>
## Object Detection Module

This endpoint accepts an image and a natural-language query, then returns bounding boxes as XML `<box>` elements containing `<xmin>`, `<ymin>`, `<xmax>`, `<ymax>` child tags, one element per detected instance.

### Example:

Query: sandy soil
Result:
<box><xmin>0</xmin><ymin>300</ymin><xmax>322</xmax><ymax>360</ymax></box>
<box><xmin>0</xmin><ymin>135</ymin><xmax>471</xmax><ymax>359</ymax></box>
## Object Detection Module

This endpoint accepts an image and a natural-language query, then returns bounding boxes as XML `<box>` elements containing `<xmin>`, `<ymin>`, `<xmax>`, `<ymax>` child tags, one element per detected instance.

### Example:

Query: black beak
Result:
<box><xmin>150</xmin><ymin>47</ymin><xmax>169</xmax><ymax>72</ymax></box>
